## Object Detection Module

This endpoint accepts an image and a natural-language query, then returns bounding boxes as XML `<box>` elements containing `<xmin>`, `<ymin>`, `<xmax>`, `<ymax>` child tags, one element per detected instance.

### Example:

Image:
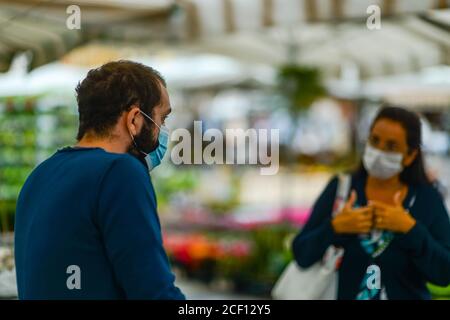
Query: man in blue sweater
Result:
<box><xmin>14</xmin><ymin>60</ymin><xmax>185</xmax><ymax>300</ymax></box>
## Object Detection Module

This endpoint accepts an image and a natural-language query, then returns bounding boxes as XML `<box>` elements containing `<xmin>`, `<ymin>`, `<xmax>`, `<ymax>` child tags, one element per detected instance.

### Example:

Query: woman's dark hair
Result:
<box><xmin>357</xmin><ymin>105</ymin><xmax>430</xmax><ymax>186</ymax></box>
<box><xmin>75</xmin><ymin>60</ymin><xmax>166</xmax><ymax>140</ymax></box>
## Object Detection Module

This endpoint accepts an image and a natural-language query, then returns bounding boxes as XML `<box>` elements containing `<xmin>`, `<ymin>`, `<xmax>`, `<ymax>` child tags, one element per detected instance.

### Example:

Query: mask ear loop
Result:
<box><xmin>128</xmin><ymin>109</ymin><xmax>151</xmax><ymax>157</ymax></box>
<box><xmin>129</xmin><ymin>109</ymin><xmax>164</xmax><ymax>156</ymax></box>
<box><xmin>128</xmin><ymin>130</ymin><xmax>148</xmax><ymax>157</ymax></box>
<box><xmin>140</xmin><ymin>110</ymin><xmax>162</xmax><ymax>130</ymax></box>
<box><xmin>140</xmin><ymin>111</ymin><xmax>170</xmax><ymax>140</ymax></box>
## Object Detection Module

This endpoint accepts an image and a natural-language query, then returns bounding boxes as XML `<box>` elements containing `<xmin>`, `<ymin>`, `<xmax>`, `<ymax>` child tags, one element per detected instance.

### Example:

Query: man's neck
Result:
<box><xmin>76</xmin><ymin>135</ymin><xmax>127</xmax><ymax>154</ymax></box>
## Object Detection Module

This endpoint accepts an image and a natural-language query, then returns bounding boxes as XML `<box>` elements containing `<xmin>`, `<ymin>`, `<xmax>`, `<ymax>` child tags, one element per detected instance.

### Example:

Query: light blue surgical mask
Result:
<box><xmin>139</xmin><ymin>110</ymin><xmax>170</xmax><ymax>172</ymax></box>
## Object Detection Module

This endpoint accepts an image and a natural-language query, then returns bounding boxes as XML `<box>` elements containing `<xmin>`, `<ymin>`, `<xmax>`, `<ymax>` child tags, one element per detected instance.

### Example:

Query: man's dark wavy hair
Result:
<box><xmin>75</xmin><ymin>60</ymin><xmax>166</xmax><ymax>141</ymax></box>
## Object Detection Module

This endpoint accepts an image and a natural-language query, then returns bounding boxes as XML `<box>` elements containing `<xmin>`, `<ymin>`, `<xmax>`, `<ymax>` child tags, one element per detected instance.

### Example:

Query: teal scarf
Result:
<box><xmin>356</xmin><ymin>231</ymin><xmax>393</xmax><ymax>300</ymax></box>
<box><xmin>355</xmin><ymin>194</ymin><xmax>416</xmax><ymax>300</ymax></box>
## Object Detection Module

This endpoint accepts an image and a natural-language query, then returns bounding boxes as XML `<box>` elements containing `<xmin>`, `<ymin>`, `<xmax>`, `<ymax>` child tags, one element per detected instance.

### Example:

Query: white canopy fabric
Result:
<box><xmin>0</xmin><ymin>52</ymin><xmax>251</xmax><ymax>96</ymax></box>
<box><xmin>335</xmin><ymin>65</ymin><xmax>450</xmax><ymax>109</ymax></box>
<box><xmin>178</xmin><ymin>16</ymin><xmax>449</xmax><ymax>79</ymax></box>
<box><xmin>426</xmin><ymin>8</ymin><xmax>450</xmax><ymax>27</ymax></box>
<box><xmin>65</xmin><ymin>0</ymin><xmax>173</xmax><ymax>10</ymax></box>
<box><xmin>1</xmin><ymin>0</ymin><xmax>448</xmax><ymax>80</ymax></box>
<box><xmin>133</xmin><ymin>54</ymin><xmax>248</xmax><ymax>89</ymax></box>
<box><xmin>0</xmin><ymin>0</ymin><xmax>175</xmax><ymax>11</ymax></box>
<box><xmin>177</xmin><ymin>0</ymin><xmax>450</xmax><ymax>38</ymax></box>
<box><xmin>0</xmin><ymin>6</ymin><xmax>83</xmax><ymax>72</ymax></box>
<box><xmin>0</xmin><ymin>0</ymin><xmax>173</xmax><ymax>72</ymax></box>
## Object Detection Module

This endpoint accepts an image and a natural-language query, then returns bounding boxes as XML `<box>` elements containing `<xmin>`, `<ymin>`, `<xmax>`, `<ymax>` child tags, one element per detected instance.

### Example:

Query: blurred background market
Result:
<box><xmin>0</xmin><ymin>0</ymin><xmax>449</xmax><ymax>299</ymax></box>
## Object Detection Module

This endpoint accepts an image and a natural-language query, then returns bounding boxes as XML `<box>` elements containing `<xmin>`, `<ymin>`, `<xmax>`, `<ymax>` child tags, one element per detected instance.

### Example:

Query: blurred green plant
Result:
<box><xmin>205</xmin><ymin>173</ymin><xmax>241</xmax><ymax>216</ymax></box>
<box><xmin>277</xmin><ymin>64</ymin><xmax>326</xmax><ymax>167</ymax></box>
<box><xmin>427</xmin><ymin>283</ymin><xmax>450</xmax><ymax>300</ymax></box>
<box><xmin>152</xmin><ymin>167</ymin><xmax>198</xmax><ymax>208</ymax></box>
<box><xmin>217</xmin><ymin>225</ymin><xmax>295</xmax><ymax>296</ymax></box>
<box><xmin>0</xmin><ymin>201</ymin><xmax>15</xmax><ymax>232</ymax></box>
<box><xmin>277</xmin><ymin>64</ymin><xmax>326</xmax><ymax>116</ymax></box>
<box><xmin>0</xmin><ymin>100</ymin><xmax>79</xmax><ymax>232</ymax></box>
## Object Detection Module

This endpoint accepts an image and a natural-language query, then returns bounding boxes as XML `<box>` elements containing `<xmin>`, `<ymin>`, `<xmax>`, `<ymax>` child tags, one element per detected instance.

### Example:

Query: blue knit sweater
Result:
<box><xmin>15</xmin><ymin>147</ymin><xmax>185</xmax><ymax>300</ymax></box>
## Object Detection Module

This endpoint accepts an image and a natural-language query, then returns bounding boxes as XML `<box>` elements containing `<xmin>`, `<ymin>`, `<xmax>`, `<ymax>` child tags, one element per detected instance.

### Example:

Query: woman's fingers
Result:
<box><xmin>354</xmin><ymin>206</ymin><xmax>372</xmax><ymax>213</ymax></box>
<box><xmin>358</xmin><ymin>221</ymin><xmax>373</xmax><ymax>229</ymax></box>
<box><xmin>357</xmin><ymin>216</ymin><xmax>372</xmax><ymax>225</ymax></box>
<box><xmin>354</xmin><ymin>207</ymin><xmax>373</xmax><ymax>216</ymax></box>
<box><xmin>374</xmin><ymin>214</ymin><xmax>391</xmax><ymax>230</ymax></box>
<box><xmin>373</xmin><ymin>209</ymin><xmax>387</xmax><ymax>217</ymax></box>
<box><xmin>345</xmin><ymin>190</ymin><xmax>357</xmax><ymax>210</ymax></box>
<box><xmin>375</xmin><ymin>216</ymin><xmax>384</xmax><ymax>225</ymax></box>
<box><xmin>393</xmin><ymin>191</ymin><xmax>403</xmax><ymax>207</ymax></box>
<box><xmin>354</xmin><ymin>208</ymin><xmax>373</xmax><ymax>222</ymax></box>
<box><xmin>358</xmin><ymin>222</ymin><xmax>372</xmax><ymax>233</ymax></box>
<box><xmin>369</xmin><ymin>200</ymin><xmax>391</xmax><ymax>210</ymax></box>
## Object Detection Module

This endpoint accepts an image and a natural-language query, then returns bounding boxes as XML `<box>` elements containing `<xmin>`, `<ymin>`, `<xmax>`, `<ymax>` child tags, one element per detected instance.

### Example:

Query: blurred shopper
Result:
<box><xmin>15</xmin><ymin>61</ymin><xmax>185</xmax><ymax>300</ymax></box>
<box><xmin>292</xmin><ymin>106</ymin><xmax>450</xmax><ymax>300</ymax></box>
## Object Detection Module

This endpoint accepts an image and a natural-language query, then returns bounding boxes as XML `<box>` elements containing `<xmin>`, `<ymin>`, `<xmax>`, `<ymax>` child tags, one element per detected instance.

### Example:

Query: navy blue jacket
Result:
<box><xmin>292</xmin><ymin>173</ymin><xmax>450</xmax><ymax>299</ymax></box>
<box><xmin>15</xmin><ymin>147</ymin><xmax>185</xmax><ymax>300</ymax></box>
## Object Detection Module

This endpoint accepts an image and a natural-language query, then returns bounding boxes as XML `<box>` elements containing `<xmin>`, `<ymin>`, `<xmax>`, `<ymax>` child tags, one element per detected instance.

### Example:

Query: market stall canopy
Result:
<box><xmin>134</xmin><ymin>54</ymin><xmax>248</xmax><ymax>89</ymax></box>
<box><xmin>0</xmin><ymin>0</ymin><xmax>174</xmax><ymax>11</ymax></box>
<box><xmin>0</xmin><ymin>50</ymin><xmax>251</xmax><ymax>96</ymax></box>
<box><xmin>182</xmin><ymin>15</ymin><xmax>450</xmax><ymax>79</ymax></box>
<box><xmin>364</xmin><ymin>65</ymin><xmax>450</xmax><ymax>111</ymax></box>
<box><xmin>178</xmin><ymin>0</ymin><xmax>450</xmax><ymax>38</ymax></box>
<box><xmin>0</xmin><ymin>0</ymin><xmax>174</xmax><ymax>72</ymax></box>
<box><xmin>425</xmin><ymin>8</ymin><xmax>450</xmax><ymax>29</ymax></box>
<box><xmin>1</xmin><ymin>0</ymin><xmax>449</xmax><ymax>78</ymax></box>
<box><xmin>0</xmin><ymin>6</ymin><xmax>82</xmax><ymax>72</ymax></box>
<box><xmin>0</xmin><ymin>55</ymin><xmax>88</xmax><ymax>97</ymax></box>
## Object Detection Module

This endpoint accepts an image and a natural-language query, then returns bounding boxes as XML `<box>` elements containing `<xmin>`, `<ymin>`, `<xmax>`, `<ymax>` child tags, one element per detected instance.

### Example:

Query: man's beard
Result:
<box><xmin>127</xmin><ymin>123</ymin><xmax>159</xmax><ymax>166</ymax></box>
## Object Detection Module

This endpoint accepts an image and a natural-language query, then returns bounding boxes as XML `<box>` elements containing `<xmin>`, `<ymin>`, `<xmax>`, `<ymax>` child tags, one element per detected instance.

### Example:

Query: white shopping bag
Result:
<box><xmin>0</xmin><ymin>268</ymin><xmax>18</xmax><ymax>298</ymax></box>
<box><xmin>271</xmin><ymin>174</ymin><xmax>350</xmax><ymax>300</ymax></box>
<box><xmin>272</xmin><ymin>246</ymin><xmax>343</xmax><ymax>300</ymax></box>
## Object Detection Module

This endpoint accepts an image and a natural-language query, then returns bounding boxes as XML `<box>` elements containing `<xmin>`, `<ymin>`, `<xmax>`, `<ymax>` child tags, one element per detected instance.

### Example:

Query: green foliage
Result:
<box><xmin>277</xmin><ymin>64</ymin><xmax>326</xmax><ymax>115</ymax></box>
<box><xmin>0</xmin><ymin>102</ymin><xmax>78</xmax><ymax>230</ymax></box>
<box><xmin>153</xmin><ymin>168</ymin><xmax>198</xmax><ymax>208</ymax></box>
<box><xmin>205</xmin><ymin>174</ymin><xmax>241</xmax><ymax>216</ymax></box>
<box><xmin>0</xmin><ymin>201</ymin><xmax>15</xmax><ymax>232</ymax></box>
<box><xmin>217</xmin><ymin>226</ymin><xmax>295</xmax><ymax>288</ymax></box>
<box><xmin>427</xmin><ymin>283</ymin><xmax>450</xmax><ymax>300</ymax></box>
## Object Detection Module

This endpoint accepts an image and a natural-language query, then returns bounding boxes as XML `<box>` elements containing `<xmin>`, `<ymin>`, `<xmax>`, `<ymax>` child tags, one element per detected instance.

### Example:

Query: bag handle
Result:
<box><xmin>332</xmin><ymin>174</ymin><xmax>351</xmax><ymax>218</ymax></box>
<box><xmin>321</xmin><ymin>174</ymin><xmax>351</xmax><ymax>270</ymax></box>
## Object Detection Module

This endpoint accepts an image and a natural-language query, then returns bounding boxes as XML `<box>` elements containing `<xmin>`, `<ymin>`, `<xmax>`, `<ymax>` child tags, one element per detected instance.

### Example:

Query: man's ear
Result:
<box><xmin>404</xmin><ymin>149</ymin><xmax>418</xmax><ymax>167</ymax></box>
<box><xmin>126</xmin><ymin>106</ymin><xmax>141</xmax><ymax>136</ymax></box>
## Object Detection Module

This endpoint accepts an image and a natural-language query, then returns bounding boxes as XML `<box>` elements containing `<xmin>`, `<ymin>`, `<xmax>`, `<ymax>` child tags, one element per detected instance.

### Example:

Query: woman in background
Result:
<box><xmin>292</xmin><ymin>106</ymin><xmax>450</xmax><ymax>299</ymax></box>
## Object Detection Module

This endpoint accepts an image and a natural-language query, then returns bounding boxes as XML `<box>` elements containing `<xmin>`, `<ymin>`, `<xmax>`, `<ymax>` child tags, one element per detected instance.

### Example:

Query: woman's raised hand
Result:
<box><xmin>331</xmin><ymin>190</ymin><xmax>374</xmax><ymax>234</ymax></box>
<box><xmin>370</xmin><ymin>191</ymin><xmax>416</xmax><ymax>233</ymax></box>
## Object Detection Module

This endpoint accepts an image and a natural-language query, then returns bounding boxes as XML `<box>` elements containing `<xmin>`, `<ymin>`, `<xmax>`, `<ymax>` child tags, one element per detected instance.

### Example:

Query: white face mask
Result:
<box><xmin>363</xmin><ymin>144</ymin><xmax>404</xmax><ymax>180</ymax></box>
